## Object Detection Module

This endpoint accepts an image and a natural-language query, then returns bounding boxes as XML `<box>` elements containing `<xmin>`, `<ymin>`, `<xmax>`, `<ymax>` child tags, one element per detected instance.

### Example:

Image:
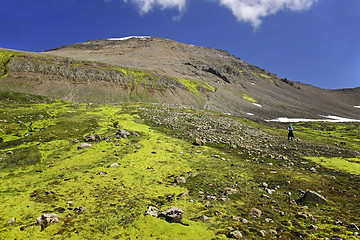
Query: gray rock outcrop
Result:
<box><xmin>299</xmin><ymin>190</ymin><xmax>327</xmax><ymax>205</ymax></box>
<box><xmin>35</xmin><ymin>214</ymin><xmax>60</xmax><ymax>230</ymax></box>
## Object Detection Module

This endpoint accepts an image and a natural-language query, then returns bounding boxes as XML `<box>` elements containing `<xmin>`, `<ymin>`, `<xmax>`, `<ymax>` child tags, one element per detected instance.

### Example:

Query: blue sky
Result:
<box><xmin>0</xmin><ymin>0</ymin><xmax>359</xmax><ymax>89</ymax></box>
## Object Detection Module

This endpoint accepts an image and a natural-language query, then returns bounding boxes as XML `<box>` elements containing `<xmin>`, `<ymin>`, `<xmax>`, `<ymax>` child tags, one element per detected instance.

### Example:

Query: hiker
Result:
<box><xmin>288</xmin><ymin>124</ymin><xmax>294</xmax><ymax>140</ymax></box>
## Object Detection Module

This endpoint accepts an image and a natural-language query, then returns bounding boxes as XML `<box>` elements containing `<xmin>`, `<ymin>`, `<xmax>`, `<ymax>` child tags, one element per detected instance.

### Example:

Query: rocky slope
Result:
<box><xmin>1</xmin><ymin>36</ymin><xmax>359</xmax><ymax>121</ymax></box>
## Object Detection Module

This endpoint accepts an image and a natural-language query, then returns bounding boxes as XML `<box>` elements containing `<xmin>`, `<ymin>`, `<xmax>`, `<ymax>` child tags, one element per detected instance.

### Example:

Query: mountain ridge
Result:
<box><xmin>1</xmin><ymin>36</ymin><xmax>359</xmax><ymax>121</ymax></box>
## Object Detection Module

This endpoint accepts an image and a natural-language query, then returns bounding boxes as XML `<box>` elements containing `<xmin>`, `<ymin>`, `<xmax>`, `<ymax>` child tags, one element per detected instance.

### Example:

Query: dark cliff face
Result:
<box><xmin>0</xmin><ymin>37</ymin><xmax>359</xmax><ymax>121</ymax></box>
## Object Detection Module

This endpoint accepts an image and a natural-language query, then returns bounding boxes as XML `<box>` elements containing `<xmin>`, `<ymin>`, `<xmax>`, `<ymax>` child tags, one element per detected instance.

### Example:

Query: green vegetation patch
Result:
<box><xmin>1</xmin><ymin>91</ymin><xmax>360</xmax><ymax>239</ymax></box>
<box><xmin>242</xmin><ymin>93</ymin><xmax>257</xmax><ymax>103</ymax></box>
<box><xmin>308</xmin><ymin>157</ymin><xmax>360</xmax><ymax>175</ymax></box>
<box><xmin>0</xmin><ymin>50</ymin><xmax>20</xmax><ymax>78</ymax></box>
<box><xmin>296</xmin><ymin>122</ymin><xmax>360</xmax><ymax>151</ymax></box>
<box><xmin>177</xmin><ymin>78</ymin><xmax>215</xmax><ymax>94</ymax></box>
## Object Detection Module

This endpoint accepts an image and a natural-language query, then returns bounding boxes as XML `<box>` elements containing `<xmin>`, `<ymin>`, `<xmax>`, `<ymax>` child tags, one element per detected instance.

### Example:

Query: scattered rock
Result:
<box><xmin>178</xmin><ymin>192</ymin><xmax>189</xmax><ymax>198</ymax></box>
<box><xmin>259</xmin><ymin>230</ymin><xmax>266</xmax><ymax>237</ymax></box>
<box><xmin>7</xmin><ymin>218</ymin><xmax>16</xmax><ymax>224</ymax></box>
<box><xmin>175</xmin><ymin>177</ymin><xmax>186</xmax><ymax>183</ymax></box>
<box><xmin>74</xmin><ymin>207</ymin><xmax>85</xmax><ymax>213</ymax></box>
<box><xmin>72</xmin><ymin>138</ymin><xmax>79</xmax><ymax>144</ymax></box>
<box><xmin>221</xmin><ymin>188</ymin><xmax>239</xmax><ymax>195</ymax></box>
<box><xmin>288</xmin><ymin>199</ymin><xmax>298</xmax><ymax>205</ymax></box>
<box><xmin>260</xmin><ymin>182</ymin><xmax>268</xmax><ymax>188</ymax></box>
<box><xmin>279</xmin><ymin>211</ymin><xmax>286</xmax><ymax>216</ymax></box>
<box><xmin>269</xmin><ymin>229</ymin><xmax>277</xmax><ymax>235</ymax></box>
<box><xmin>295</xmin><ymin>212</ymin><xmax>313</xmax><ymax>220</ymax></box>
<box><xmin>261</xmin><ymin>194</ymin><xmax>270</xmax><ymax>199</ymax></box>
<box><xmin>145</xmin><ymin>206</ymin><xmax>161</xmax><ymax>218</ymax></box>
<box><xmin>6</xmin><ymin>151</ymin><xmax>13</xmax><ymax>155</ymax></box>
<box><xmin>108</xmin><ymin>163</ymin><xmax>119</xmax><ymax>168</ymax></box>
<box><xmin>242</xmin><ymin>218</ymin><xmax>249</xmax><ymax>224</ymax></box>
<box><xmin>67</xmin><ymin>201</ymin><xmax>74</xmax><ymax>206</ymax></box>
<box><xmin>35</xmin><ymin>214</ymin><xmax>60</xmax><ymax>230</ymax></box>
<box><xmin>249</xmin><ymin>208</ymin><xmax>262</xmax><ymax>219</ymax></box>
<box><xmin>349</xmin><ymin>223</ymin><xmax>360</xmax><ymax>231</ymax></box>
<box><xmin>131</xmin><ymin>131</ymin><xmax>140</xmax><ymax>137</ymax></box>
<box><xmin>227</xmin><ymin>226</ymin><xmax>234</xmax><ymax>231</ymax></box>
<box><xmin>299</xmin><ymin>190</ymin><xmax>327</xmax><ymax>205</ymax></box>
<box><xmin>331</xmin><ymin>236</ymin><xmax>343</xmax><ymax>240</ymax></box>
<box><xmin>199</xmin><ymin>215</ymin><xmax>209</xmax><ymax>222</ymax></box>
<box><xmin>307</xmin><ymin>224</ymin><xmax>319</xmax><ymax>230</ymax></box>
<box><xmin>334</xmin><ymin>219</ymin><xmax>343</xmax><ymax>225</ymax></box>
<box><xmin>84</xmin><ymin>135</ymin><xmax>95</xmax><ymax>142</ymax></box>
<box><xmin>265</xmin><ymin>218</ymin><xmax>274</xmax><ymax>223</ymax></box>
<box><xmin>77</xmin><ymin>143</ymin><xmax>92</xmax><ymax>149</ymax></box>
<box><xmin>97</xmin><ymin>171</ymin><xmax>107</xmax><ymax>175</ymax></box>
<box><xmin>117</xmin><ymin>129</ymin><xmax>130</xmax><ymax>138</ymax></box>
<box><xmin>194</xmin><ymin>138</ymin><xmax>206</xmax><ymax>146</ymax></box>
<box><xmin>160</xmin><ymin>207</ymin><xmax>184</xmax><ymax>223</ymax></box>
<box><xmin>229</xmin><ymin>230</ymin><xmax>243</xmax><ymax>239</ymax></box>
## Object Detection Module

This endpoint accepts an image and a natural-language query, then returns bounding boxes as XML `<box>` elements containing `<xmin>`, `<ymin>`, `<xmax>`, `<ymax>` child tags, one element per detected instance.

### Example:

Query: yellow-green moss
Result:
<box><xmin>307</xmin><ymin>157</ymin><xmax>360</xmax><ymax>175</ymax></box>
<box><xmin>242</xmin><ymin>93</ymin><xmax>257</xmax><ymax>103</ymax></box>
<box><xmin>177</xmin><ymin>78</ymin><xmax>215</xmax><ymax>94</ymax></box>
<box><xmin>0</xmin><ymin>51</ymin><xmax>20</xmax><ymax>78</ymax></box>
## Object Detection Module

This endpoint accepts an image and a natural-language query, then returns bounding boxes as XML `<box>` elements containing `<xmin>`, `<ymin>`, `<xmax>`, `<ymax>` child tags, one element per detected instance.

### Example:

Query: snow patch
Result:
<box><xmin>107</xmin><ymin>36</ymin><xmax>151</xmax><ymax>41</ymax></box>
<box><xmin>247</xmin><ymin>113</ymin><xmax>254</xmax><ymax>116</ymax></box>
<box><xmin>253</xmin><ymin>103</ymin><xmax>262</xmax><ymax>107</ymax></box>
<box><xmin>355</xmin><ymin>106</ymin><xmax>360</xmax><ymax>109</ymax></box>
<box><xmin>265</xmin><ymin>115</ymin><xmax>360</xmax><ymax>123</ymax></box>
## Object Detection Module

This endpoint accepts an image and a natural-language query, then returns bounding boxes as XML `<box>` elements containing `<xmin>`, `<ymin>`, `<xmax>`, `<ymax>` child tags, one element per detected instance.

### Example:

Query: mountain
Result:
<box><xmin>1</xmin><ymin>38</ymin><xmax>360</xmax><ymax>239</ymax></box>
<box><xmin>1</xmin><ymin>36</ymin><xmax>359</xmax><ymax>121</ymax></box>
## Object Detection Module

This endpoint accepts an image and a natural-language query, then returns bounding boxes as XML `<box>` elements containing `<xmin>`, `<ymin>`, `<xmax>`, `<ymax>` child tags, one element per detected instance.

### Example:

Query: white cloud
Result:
<box><xmin>124</xmin><ymin>0</ymin><xmax>186</xmax><ymax>14</ymax></box>
<box><xmin>113</xmin><ymin>0</ymin><xmax>317</xmax><ymax>28</ymax></box>
<box><xmin>218</xmin><ymin>0</ymin><xmax>318</xmax><ymax>29</ymax></box>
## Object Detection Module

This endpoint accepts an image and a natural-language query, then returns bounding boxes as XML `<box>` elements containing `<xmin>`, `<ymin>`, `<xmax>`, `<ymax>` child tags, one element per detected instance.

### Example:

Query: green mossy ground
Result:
<box><xmin>0</xmin><ymin>91</ymin><xmax>359</xmax><ymax>239</ymax></box>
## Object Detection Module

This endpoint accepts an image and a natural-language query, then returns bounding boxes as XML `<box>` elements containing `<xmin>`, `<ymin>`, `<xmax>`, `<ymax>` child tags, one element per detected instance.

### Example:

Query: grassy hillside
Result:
<box><xmin>0</xmin><ymin>91</ymin><xmax>359</xmax><ymax>239</ymax></box>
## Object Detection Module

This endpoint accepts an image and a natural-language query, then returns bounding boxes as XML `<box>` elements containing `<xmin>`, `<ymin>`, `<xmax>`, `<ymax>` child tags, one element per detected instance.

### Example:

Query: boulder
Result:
<box><xmin>108</xmin><ymin>163</ymin><xmax>119</xmax><ymax>168</ymax></box>
<box><xmin>299</xmin><ymin>190</ymin><xmax>327</xmax><ymax>205</ymax></box>
<box><xmin>229</xmin><ymin>230</ymin><xmax>243</xmax><ymax>239</ymax></box>
<box><xmin>35</xmin><ymin>214</ymin><xmax>60</xmax><ymax>230</ymax></box>
<box><xmin>117</xmin><ymin>129</ymin><xmax>130</xmax><ymax>138</ymax></box>
<box><xmin>74</xmin><ymin>207</ymin><xmax>85</xmax><ymax>213</ymax></box>
<box><xmin>84</xmin><ymin>135</ymin><xmax>96</xmax><ymax>142</ymax></box>
<box><xmin>249</xmin><ymin>208</ymin><xmax>262</xmax><ymax>219</ymax></box>
<box><xmin>7</xmin><ymin>218</ymin><xmax>16</xmax><ymax>224</ymax></box>
<box><xmin>175</xmin><ymin>177</ymin><xmax>186</xmax><ymax>183</ymax></box>
<box><xmin>145</xmin><ymin>206</ymin><xmax>161</xmax><ymax>218</ymax></box>
<box><xmin>77</xmin><ymin>143</ymin><xmax>92</xmax><ymax>149</ymax></box>
<box><xmin>160</xmin><ymin>207</ymin><xmax>184</xmax><ymax>223</ymax></box>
